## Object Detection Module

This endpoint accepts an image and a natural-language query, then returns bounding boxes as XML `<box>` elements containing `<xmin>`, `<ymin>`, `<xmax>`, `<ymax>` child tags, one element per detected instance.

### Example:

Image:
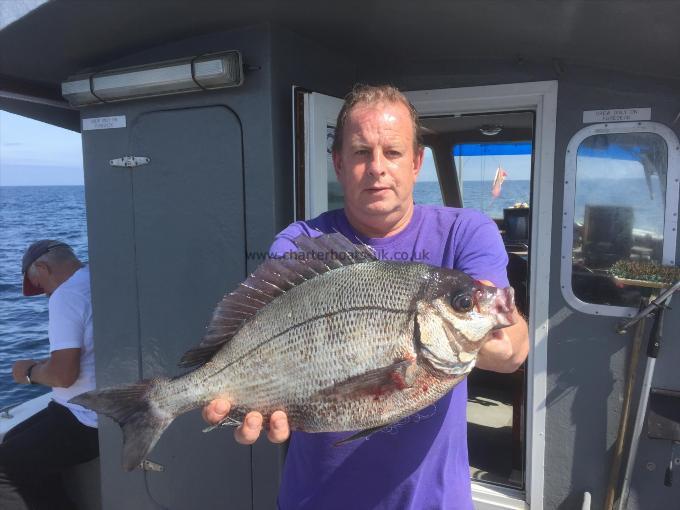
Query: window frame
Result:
<box><xmin>561</xmin><ymin>121</ymin><xmax>680</xmax><ymax>317</ymax></box>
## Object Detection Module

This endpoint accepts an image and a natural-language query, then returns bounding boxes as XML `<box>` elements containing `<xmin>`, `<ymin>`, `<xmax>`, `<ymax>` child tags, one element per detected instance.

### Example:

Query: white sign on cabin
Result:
<box><xmin>582</xmin><ymin>108</ymin><xmax>651</xmax><ymax>123</ymax></box>
<box><xmin>82</xmin><ymin>115</ymin><xmax>127</xmax><ymax>131</ymax></box>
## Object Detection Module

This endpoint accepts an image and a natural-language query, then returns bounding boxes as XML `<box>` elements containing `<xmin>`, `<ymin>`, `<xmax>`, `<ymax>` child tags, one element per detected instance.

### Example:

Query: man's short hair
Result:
<box><xmin>331</xmin><ymin>84</ymin><xmax>423</xmax><ymax>154</ymax></box>
<box><xmin>22</xmin><ymin>240</ymin><xmax>79</xmax><ymax>296</ymax></box>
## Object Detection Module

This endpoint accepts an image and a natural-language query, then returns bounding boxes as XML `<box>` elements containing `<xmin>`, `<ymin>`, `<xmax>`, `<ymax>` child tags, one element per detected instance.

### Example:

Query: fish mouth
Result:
<box><xmin>492</xmin><ymin>286</ymin><xmax>516</xmax><ymax>328</ymax></box>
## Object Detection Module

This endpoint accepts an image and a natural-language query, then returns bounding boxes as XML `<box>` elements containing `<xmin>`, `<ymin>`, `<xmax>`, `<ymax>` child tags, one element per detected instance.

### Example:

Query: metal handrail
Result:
<box><xmin>616</xmin><ymin>279</ymin><xmax>680</xmax><ymax>334</ymax></box>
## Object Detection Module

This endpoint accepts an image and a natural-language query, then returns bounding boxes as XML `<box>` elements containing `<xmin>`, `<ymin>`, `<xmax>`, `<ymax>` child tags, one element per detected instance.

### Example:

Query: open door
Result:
<box><xmin>296</xmin><ymin>90</ymin><xmax>344</xmax><ymax>220</ymax></box>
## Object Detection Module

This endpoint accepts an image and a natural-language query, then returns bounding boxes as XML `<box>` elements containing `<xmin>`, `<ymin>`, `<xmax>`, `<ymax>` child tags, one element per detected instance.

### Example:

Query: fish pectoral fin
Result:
<box><xmin>333</xmin><ymin>424</ymin><xmax>391</xmax><ymax>446</ymax></box>
<box><xmin>319</xmin><ymin>357</ymin><xmax>417</xmax><ymax>400</ymax></box>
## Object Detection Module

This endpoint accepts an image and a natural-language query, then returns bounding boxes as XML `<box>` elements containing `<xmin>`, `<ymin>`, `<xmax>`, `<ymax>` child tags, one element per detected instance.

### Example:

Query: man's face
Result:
<box><xmin>333</xmin><ymin>101</ymin><xmax>424</xmax><ymax>226</ymax></box>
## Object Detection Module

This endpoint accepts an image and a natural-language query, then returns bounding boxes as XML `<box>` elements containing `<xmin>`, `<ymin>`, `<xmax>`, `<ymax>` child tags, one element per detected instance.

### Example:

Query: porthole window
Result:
<box><xmin>561</xmin><ymin>122</ymin><xmax>680</xmax><ymax>316</ymax></box>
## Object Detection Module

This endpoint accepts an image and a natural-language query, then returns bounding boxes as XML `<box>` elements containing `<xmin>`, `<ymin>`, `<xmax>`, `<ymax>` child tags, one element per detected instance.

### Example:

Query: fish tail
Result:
<box><xmin>70</xmin><ymin>378</ymin><xmax>174</xmax><ymax>471</ymax></box>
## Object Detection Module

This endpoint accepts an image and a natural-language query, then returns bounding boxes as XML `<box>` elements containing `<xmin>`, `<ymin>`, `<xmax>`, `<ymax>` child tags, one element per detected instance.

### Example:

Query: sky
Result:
<box><xmin>0</xmin><ymin>110</ymin><xmax>84</xmax><ymax>186</ymax></box>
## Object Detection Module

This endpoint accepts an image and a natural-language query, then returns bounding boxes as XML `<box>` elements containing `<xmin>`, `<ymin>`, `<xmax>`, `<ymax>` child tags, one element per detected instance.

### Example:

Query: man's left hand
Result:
<box><xmin>12</xmin><ymin>359</ymin><xmax>38</xmax><ymax>384</ymax></box>
<box><xmin>475</xmin><ymin>280</ymin><xmax>529</xmax><ymax>374</ymax></box>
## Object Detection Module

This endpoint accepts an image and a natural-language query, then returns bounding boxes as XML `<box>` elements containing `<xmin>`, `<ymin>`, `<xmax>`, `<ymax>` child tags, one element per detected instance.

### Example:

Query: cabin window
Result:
<box><xmin>414</xmin><ymin>147</ymin><xmax>443</xmax><ymax>205</ymax></box>
<box><xmin>453</xmin><ymin>142</ymin><xmax>532</xmax><ymax>243</ymax></box>
<box><xmin>562</xmin><ymin>122</ymin><xmax>680</xmax><ymax>315</ymax></box>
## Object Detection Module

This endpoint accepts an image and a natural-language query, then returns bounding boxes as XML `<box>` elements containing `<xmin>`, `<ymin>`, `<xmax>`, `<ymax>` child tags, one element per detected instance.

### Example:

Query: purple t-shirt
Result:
<box><xmin>271</xmin><ymin>204</ymin><xmax>509</xmax><ymax>510</ymax></box>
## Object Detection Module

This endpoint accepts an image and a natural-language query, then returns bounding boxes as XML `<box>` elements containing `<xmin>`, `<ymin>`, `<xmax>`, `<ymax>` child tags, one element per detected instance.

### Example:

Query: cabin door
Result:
<box><xmin>128</xmin><ymin>106</ymin><xmax>251</xmax><ymax>509</ymax></box>
<box><xmin>297</xmin><ymin>83</ymin><xmax>557</xmax><ymax>510</ymax></box>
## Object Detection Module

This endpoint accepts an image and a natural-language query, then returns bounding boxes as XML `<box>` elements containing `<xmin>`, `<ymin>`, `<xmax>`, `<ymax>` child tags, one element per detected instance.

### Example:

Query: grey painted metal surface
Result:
<box><xmin>81</xmin><ymin>26</ymin><xmax>278</xmax><ymax>510</ymax></box>
<box><xmin>130</xmin><ymin>106</ymin><xmax>250</xmax><ymax>508</ymax></box>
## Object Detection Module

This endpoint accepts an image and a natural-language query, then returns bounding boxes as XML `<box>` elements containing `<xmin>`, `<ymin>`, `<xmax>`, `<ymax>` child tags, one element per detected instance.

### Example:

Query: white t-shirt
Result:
<box><xmin>48</xmin><ymin>266</ymin><xmax>97</xmax><ymax>427</ymax></box>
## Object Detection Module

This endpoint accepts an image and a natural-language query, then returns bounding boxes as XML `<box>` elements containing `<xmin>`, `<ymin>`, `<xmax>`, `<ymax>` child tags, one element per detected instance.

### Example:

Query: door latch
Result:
<box><xmin>139</xmin><ymin>459</ymin><xmax>165</xmax><ymax>472</ymax></box>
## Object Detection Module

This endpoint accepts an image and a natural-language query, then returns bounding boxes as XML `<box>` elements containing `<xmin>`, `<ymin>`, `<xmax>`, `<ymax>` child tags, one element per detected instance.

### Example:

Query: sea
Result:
<box><xmin>0</xmin><ymin>186</ymin><xmax>88</xmax><ymax>409</ymax></box>
<box><xmin>0</xmin><ymin>178</ymin><xmax>665</xmax><ymax>409</ymax></box>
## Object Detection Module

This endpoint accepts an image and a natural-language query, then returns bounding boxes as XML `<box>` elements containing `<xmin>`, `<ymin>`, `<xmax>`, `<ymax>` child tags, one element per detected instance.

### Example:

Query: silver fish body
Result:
<box><xmin>72</xmin><ymin>234</ymin><xmax>515</xmax><ymax>470</ymax></box>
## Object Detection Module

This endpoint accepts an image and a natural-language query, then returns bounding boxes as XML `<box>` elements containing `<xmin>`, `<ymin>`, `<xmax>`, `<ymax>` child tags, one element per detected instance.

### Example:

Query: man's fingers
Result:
<box><xmin>202</xmin><ymin>404</ymin><xmax>288</xmax><ymax>444</ymax></box>
<box><xmin>267</xmin><ymin>411</ymin><xmax>290</xmax><ymax>443</ymax></box>
<box><xmin>202</xmin><ymin>399</ymin><xmax>230</xmax><ymax>425</ymax></box>
<box><xmin>235</xmin><ymin>412</ymin><xmax>263</xmax><ymax>444</ymax></box>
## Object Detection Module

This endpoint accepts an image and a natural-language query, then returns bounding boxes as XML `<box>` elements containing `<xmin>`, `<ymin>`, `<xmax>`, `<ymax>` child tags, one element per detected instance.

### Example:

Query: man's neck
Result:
<box><xmin>45</xmin><ymin>262</ymin><xmax>83</xmax><ymax>296</ymax></box>
<box><xmin>344</xmin><ymin>204</ymin><xmax>415</xmax><ymax>238</ymax></box>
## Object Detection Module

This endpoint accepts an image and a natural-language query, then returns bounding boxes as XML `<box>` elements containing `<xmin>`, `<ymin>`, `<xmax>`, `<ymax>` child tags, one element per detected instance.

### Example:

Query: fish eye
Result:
<box><xmin>450</xmin><ymin>292</ymin><xmax>474</xmax><ymax>312</ymax></box>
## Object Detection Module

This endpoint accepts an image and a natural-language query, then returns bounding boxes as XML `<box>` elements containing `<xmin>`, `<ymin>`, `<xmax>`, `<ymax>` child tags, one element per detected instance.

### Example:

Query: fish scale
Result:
<box><xmin>71</xmin><ymin>233</ymin><xmax>516</xmax><ymax>470</ymax></box>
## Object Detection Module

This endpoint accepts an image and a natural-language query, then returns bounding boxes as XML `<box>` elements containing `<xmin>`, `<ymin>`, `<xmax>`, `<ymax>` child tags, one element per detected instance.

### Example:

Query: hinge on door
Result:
<box><xmin>109</xmin><ymin>156</ymin><xmax>150</xmax><ymax>168</ymax></box>
<box><xmin>139</xmin><ymin>459</ymin><xmax>165</xmax><ymax>472</ymax></box>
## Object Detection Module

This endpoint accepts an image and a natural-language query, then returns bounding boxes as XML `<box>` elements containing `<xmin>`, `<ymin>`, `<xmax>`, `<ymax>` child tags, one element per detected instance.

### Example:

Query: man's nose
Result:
<box><xmin>367</xmin><ymin>150</ymin><xmax>385</xmax><ymax>177</ymax></box>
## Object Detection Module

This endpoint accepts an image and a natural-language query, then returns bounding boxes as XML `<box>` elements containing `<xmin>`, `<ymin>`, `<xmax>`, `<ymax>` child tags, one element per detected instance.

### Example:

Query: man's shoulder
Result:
<box><xmin>276</xmin><ymin>209</ymin><xmax>345</xmax><ymax>240</ymax></box>
<box><xmin>416</xmin><ymin>204</ymin><xmax>496</xmax><ymax>230</ymax></box>
<box><xmin>51</xmin><ymin>267</ymin><xmax>91</xmax><ymax>304</ymax></box>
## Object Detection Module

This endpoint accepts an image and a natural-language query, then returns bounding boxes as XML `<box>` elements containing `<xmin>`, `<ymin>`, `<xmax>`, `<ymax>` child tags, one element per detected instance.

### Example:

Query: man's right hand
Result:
<box><xmin>202</xmin><ymin>399</ymin><xmax>290</xmax><ymax>444</ymax></box>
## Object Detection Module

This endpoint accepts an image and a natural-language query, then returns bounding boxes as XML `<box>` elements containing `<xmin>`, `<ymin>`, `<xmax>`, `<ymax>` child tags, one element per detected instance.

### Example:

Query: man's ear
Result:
<box><xmin>413</xmin><ymin>146</ymin><xmax>425</xmax><ymax>177</ymax></box>
<box><xmin>34</xmin><ymin>261</ymin><xmax>51</xmax><ymax>275</ymax></box>
<box><xmin>332</xmin><ymin>150</ymin><xmax>342</xmax><ymax>180</ymax></box>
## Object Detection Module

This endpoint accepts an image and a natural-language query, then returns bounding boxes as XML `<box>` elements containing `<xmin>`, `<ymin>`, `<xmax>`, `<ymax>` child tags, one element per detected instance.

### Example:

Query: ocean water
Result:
<box><xmin>0</xmin><ymin>186</ymin><xmax>88</xmax><ymax>409</ymax></box>
<box><xmin>415</xmin><ymin>179</ymin><xmax>531</xmax><ymax>219</ymax></box>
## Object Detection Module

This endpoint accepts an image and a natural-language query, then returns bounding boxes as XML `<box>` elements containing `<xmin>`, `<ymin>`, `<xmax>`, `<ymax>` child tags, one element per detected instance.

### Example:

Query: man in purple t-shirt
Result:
<box><xmin>204</xmin><ymin>84</ymin><xmax>529</xmax><ymax>509</ymax></box>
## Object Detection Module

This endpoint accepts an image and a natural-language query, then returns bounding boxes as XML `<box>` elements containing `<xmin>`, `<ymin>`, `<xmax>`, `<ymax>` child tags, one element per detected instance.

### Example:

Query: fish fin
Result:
<box><xmin>70</xmin><ymin>379</ymin><xmax>173</xmax><ymax>471</ymax></box>
<box><xmin>334</xmin><ymin>425</ymin><xmax>390</xmax><ymax>446</ymax></box>
<box><xmin>179</xmin><ymin>233</ymin><xmax>377</xmax><ymax>368</ymax></box>
<box><xmin>319</xmin><ymin>357</ymin><xmax>417</xmax><ymax>400</ymax></box>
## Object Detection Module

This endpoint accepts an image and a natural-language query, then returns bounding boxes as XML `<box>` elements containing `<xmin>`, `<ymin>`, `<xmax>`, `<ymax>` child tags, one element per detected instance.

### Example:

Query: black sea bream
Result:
<box><xmin>72</xmin><ymin>233</ymin><xmax>515</xmax><ymax>470</ymax></box>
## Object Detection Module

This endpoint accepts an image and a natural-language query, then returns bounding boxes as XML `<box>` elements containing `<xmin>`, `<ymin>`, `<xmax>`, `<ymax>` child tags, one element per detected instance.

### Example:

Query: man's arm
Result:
<box><xmin>12</xmin><ymin>348</ymin><xmax>81</xmax><ymax>387</ymax></box>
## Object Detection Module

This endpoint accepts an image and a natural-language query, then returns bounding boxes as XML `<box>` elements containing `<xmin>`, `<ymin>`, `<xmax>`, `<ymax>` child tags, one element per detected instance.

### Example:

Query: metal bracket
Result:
<box><xmin>139</xmin><ymin>459</ymin><xmax>165</xmax><ymax>472</ymax></box>
<box><xmin>109</xmin><ymin>156</ymin><xmax>150</xmax><ymax>168</ymax></box>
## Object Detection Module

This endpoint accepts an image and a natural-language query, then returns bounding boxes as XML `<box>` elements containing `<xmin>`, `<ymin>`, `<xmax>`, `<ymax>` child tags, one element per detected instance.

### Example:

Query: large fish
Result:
<box><xmin>72</xmin><ymin>233</ymin><xmax>515</xmax><ymax>471</ymax></box>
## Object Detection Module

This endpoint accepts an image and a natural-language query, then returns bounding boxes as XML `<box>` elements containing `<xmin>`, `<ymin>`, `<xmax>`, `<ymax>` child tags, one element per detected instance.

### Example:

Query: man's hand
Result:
<box><xmin>12</xmin><ymin>359</ymin><xmax>39</xmax><ymax>384</ymax></box>
<box><xmin>202</xmin><ymin>399</ymin><xmax>290</xmax><ymax>444</ymax></box>
<box><xmin>475</xmin><ymin>280</ymin><xmax>529</xmax><ymax>374</ymax></box>
<box><xmin>476</xmin><ymin>310</ymin><xmax>528</xmax><ymax>373</ymax></box>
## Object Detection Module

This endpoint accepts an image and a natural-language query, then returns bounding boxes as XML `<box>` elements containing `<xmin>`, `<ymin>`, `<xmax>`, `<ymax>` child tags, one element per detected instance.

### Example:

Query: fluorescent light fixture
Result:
<box><xmin>61</xmin><ymin>51</ymin><xmax>243</xmax><ymax>107</ymax></box>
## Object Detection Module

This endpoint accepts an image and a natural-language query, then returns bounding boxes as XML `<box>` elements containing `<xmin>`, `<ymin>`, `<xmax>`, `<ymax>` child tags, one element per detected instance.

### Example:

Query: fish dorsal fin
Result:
<box><xmin>178</xmin><ymin>232</ymin><xmax>376</xmax><ymax>368</ymax></box>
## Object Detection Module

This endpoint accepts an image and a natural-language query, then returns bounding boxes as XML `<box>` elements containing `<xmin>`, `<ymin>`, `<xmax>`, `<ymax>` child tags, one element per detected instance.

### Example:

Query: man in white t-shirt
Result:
<box><xmin>0</xmin><ymin>240</ymin><xmax>98</xmax><ymax>510</ymax></box>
